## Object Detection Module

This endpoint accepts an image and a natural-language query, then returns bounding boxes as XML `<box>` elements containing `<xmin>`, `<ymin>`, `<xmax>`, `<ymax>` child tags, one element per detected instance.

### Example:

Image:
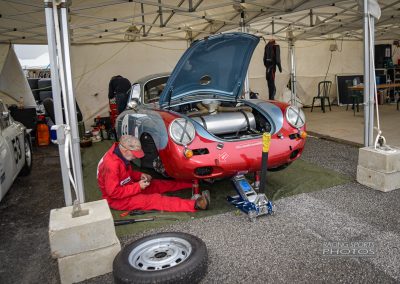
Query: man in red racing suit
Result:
<box><xmin>97</xmin><ymin>135</ymin><xmax>209</xmax><ymax>212</ymax></box>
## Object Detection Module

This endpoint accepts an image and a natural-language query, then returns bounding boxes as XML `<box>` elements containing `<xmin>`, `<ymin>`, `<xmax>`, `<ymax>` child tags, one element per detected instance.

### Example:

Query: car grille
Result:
<box><xmin>194</xmin><ymin>167</ymin><xmax>213</xmax><ymax>176</ymax></box>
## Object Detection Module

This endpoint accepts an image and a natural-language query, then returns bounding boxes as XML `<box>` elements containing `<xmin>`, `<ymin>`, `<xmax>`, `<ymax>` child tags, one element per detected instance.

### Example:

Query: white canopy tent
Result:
<box><xmin>0</xmin><ymin>0</ymin><xmax>399</xmax><ymax>205</ymax></box>
<box><xmin>0</xmin><ymin>0</ymin><xmax>400</xmax><ymax>118</ymax></box>
<box><xmin>0</xmin><ymin>45</ymin><xmax>36</xmax><ymax>107</ymax></box>
<box><xmin>1</xmin><ymin>1</ymin><xmax>398</xmax><ymax>125</ymax></box>
<box><xmin>0</xmin><ymin>0</ymin><xmax>399</xmax><ymax>44</ymax></box>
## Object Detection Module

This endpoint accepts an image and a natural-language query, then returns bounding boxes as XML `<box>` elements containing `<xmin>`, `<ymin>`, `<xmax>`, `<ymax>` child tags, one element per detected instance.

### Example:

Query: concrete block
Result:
<box><xmin>58</xmin><ymin>238</ymin><xmax>121</xmax><ymax>284</ymax></box>
<box><xmin>358</xmin><ymin>146</ymin><xmax>400</xmax><ymax>173</ymax></box>
<box><xmin>357</xmin><ymin>165</ymin><xmax>400</xmax><ymax>192</ymax></box>
<box><xmin>49</xmin><ymin>199</ymin><xmax>117</xmax><ymax>258</ymax></box>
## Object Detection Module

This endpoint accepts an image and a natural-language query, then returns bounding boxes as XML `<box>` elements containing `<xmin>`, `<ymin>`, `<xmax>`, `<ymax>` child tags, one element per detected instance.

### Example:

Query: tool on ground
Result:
<box><xmin>227</xmin><ymin>133</ymin><xmax>274</xmax><ymax>221</ymax></box>
<box><xmin>130</xmin><ymin>210</ymin><xmax>160</xmax><ymax>216</ymax></box>
<box><xmin>114</xmin><ymin>216</ymin><xmax>179</xmax><ymax>226</ymax></box>
<box><xmin>119</xmin><ymin>210</ymin><xmax>160</xmax><ymax>217</ymax></box>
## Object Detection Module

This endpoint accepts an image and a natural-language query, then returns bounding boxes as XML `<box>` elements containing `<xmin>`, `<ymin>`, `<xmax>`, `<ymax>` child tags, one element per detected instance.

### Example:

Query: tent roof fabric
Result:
<box><xmin>0</xmin><ymin>0</ymin><xmax>399</xmax><ymax>44</ymax></box>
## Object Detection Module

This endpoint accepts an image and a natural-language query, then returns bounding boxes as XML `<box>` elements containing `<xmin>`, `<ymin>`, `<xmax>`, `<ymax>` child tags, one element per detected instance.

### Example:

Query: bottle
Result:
<box><xmin>36</xmin><ymin>115</ymin><xmax>50</xmax><ymax>146</ymax></box>
<box><xmin>352</xmin><ymin>78</ymin><xmax>358</xmax><ymax>86</ymax></box>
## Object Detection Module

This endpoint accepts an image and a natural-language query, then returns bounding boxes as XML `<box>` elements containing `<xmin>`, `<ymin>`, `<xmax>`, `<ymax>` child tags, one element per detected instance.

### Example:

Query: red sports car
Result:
<box><xmin>116</xmin><ymin>32</ymin><xmax>306</xmax><ymax>184</ymax></box>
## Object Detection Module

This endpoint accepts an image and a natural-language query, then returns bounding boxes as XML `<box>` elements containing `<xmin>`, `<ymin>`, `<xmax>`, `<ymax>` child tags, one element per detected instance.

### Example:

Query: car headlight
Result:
<box><xmin>169</xmin><ymin>118</ymin><xmax>196</xmax><ymax>145</ymax></box>
<box><xmin>285</xmin><ymin>106</ymin><xmax>305</xmax><ymax>128</ymax></box>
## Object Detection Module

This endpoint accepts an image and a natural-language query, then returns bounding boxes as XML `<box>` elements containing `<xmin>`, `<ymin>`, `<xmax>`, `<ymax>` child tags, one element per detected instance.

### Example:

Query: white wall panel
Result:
<box><xmin>71</xmin><ymin>39</ymin><xmax>364</xmax><ymax>125</ymax></box>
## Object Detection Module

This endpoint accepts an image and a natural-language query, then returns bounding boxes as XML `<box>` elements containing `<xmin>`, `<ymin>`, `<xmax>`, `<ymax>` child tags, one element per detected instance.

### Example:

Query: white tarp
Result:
<box><xmin>0</xmin><ymin>45</ymin><xmax>36</xmax><ymax>107</ymax></box>
<box><xmin>71</xmin><ymin>40</ymin><xmax>188</xmax><ymax>123</ymax></box>
<box><xmin>70</xmin><ymin>38</ymin><xmax>365</xmax><ymax>125</ymax></box>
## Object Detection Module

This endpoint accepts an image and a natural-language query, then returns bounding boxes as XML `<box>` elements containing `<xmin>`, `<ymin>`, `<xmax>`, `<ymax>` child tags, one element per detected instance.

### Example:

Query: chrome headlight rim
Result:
<box><xmin>168</xmin><ymin>118</ymin><xmax>196</xmax><ymax>146</ymax></box>
<box><xmin>285</xmin><ymin>106</ymin><xmax>305</xmax><ymax>128</ymax></box>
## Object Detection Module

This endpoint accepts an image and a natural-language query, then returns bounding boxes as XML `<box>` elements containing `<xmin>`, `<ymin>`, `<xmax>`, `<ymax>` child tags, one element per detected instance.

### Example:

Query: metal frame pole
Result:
<box><xmin>44</xmin><ymin>0</ymin><xmax>85</xmax><ymax>205</ymax></box>
<box><xmin>59</xmin><ymin>0</ymin><xmax>85</xmax><ymax>203</ymax></box>
<box><xmin>363</xmin><ymin>0</ymin><xmax>375</xmax><ymax>146</ymax></box>
<box><xmin>241</xmin><ymin>11</ymin><xmax>250</xmax><ymax>99</ymax></box>
<box><xmin>289</xmin><ymin>39</ymin><xmax>297</xmax><ymax>106</ymax></box>
<box><xmin>44</xmin><ymin>0</ymin><xmax>72</xmax><ymax>206</ymax></box>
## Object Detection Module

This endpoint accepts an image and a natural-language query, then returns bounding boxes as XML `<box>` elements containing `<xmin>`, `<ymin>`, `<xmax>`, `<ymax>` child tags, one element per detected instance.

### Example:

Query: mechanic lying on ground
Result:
<box><xmin>97</xmin><ymin>135</ymin><xmax>210</xmax><ymax>212</ymax></box>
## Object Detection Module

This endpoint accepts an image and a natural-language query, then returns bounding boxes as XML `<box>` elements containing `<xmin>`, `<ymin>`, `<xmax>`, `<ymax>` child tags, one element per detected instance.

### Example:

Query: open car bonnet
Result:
<box><xmin>159</xmin><ymin>32</ymin><xmax>259</xmax><ymax>106</ymax></box>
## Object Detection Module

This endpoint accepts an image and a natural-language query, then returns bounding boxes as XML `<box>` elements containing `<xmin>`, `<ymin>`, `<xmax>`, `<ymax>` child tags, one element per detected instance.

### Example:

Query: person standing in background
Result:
<box><xmin>108</xmin><ymin>75</ymin><xmax>131</xmax><ymax>114</ymax></box>
<box><xmin>263</xmin><ymin>39</ymin><xmax>282</xmax><ymax>100</ymax></box>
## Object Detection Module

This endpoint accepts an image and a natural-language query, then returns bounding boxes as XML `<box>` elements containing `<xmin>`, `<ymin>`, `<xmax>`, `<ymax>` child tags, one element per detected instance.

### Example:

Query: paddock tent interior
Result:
<box><xmin>0</xmin><ymin>0</ymin><xmax>399</xmax><ymax>125</ymax></box>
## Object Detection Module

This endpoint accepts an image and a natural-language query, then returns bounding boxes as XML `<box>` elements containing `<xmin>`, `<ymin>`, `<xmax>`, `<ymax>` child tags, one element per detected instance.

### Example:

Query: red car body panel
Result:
<box><xmin>156</xmin><ymin>104</ymin><xmax>306</xmax><ymax>180</ymax></box>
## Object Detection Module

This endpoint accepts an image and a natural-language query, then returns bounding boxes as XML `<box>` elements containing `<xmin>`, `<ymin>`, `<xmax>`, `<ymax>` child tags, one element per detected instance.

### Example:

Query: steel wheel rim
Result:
<box><xmin>25</xmin><ymin>140</ymin><xmax>31</xmax><ymax>167</ymax></box>
<box><xmin>128</xmin><ymin>237</ymin><xmax>192</xmax><ymax>271</ymax></box>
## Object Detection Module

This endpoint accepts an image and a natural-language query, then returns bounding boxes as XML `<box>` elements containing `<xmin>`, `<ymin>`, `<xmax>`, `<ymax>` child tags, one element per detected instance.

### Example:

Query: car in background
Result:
<box><xmin>0</xmin><ymin>99</ymin><xmax>32</xmax><ymax>202</ymax></box>
<box><xmin>116</xmin><ymin>32</ymin><xmax>306</xmax><ymax>182</ymax></box>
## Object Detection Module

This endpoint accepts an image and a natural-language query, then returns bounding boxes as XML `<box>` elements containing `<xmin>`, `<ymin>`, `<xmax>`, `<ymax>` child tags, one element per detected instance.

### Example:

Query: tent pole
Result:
<box><xmin>289</xmin><ymin>39</ymin><xmax>297</xmax><ymax>106</ymax></box>
<box><xmin>44</xmin><ymin>0</ymin><xmax>72</xmax><ymax>206</ymax></box>
<box><xmin>44</xmin><ymin>0</ymin><xmax>85</xmax><ymax>205</ymax></box>
<box><xmin>241</xmin><ymin>10</ymin><xmax>250</xmax><ymax>99</ymax></box>
<box><xmin>59</xmin><ymin>0</ymin><xmax>85</xmax><ymax>203</ymax></box>
<box><xmin>363</xmin><ymin>0</ymin><xmax>374</xmax><ymax>147</ymax></box>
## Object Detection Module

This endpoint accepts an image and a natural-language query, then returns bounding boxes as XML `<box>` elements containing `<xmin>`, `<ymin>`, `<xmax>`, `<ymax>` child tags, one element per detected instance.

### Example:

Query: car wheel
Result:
<box><xmin>19</xmin><ymin>136</ymin><xmax>32</xmax><ymax>176</ymax></box>
<box><xmin>113</xmin><ymin>232</ymin><xmax>208</xmax><ymax>284</ymax></box>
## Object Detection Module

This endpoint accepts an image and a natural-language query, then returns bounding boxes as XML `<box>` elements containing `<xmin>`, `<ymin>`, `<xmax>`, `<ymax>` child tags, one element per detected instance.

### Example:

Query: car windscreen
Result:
<box><xmin>144</xmin><ymin>77</ymin><xmax>169</xmax><ymax>104</ymax></box>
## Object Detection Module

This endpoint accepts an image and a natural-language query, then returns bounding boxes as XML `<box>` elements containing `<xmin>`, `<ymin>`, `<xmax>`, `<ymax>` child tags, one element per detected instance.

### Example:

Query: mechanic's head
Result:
<box><xmin>119</xmin><ymin>135</ymin><xmax>145</xmax><ymax>161</ymax></box>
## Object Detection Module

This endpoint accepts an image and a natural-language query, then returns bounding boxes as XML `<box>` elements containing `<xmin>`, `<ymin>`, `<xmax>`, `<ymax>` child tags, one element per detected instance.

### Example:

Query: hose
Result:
<box><xmin>187</xmin><ymin>102</ymin><xmax>209</xmax><ymax>117</ymax></box>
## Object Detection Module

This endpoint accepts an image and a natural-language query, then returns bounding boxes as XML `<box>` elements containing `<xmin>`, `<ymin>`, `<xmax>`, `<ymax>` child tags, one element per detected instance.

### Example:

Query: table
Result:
<box><xmin>347</xmin><ymin>83</ymin><xmax>400</xmax><ymax>115</ymax></box>
<box><xmin>348</xmin><ymin>83</ymin><xmax>400</xmax><ymax>92</ymax></box>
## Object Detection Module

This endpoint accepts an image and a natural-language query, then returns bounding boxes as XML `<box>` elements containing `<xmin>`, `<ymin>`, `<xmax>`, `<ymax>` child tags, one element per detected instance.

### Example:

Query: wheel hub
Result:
<box><xmin>128</xmin><ymin>237</ymin><xmax>192</xmax><ymax>271</ymax></box>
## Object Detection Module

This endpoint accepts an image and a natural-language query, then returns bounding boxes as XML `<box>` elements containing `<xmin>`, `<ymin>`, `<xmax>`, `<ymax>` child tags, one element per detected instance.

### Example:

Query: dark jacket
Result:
<box><xmin>263</xmin><ymin>42</ymin><xmax>282</xmax><ymax>75</ymax></box>
<box><xmin>108</xmin><ymin>75</ymin><xmax>131</xmax><ymax>100</ymax></box>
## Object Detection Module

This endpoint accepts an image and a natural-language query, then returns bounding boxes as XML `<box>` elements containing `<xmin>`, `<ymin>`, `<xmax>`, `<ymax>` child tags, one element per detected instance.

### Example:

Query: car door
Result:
<box><xmin>0</xmin><ymin>103</ymin><xmax>24</xmax><ymax>201</ymax></box>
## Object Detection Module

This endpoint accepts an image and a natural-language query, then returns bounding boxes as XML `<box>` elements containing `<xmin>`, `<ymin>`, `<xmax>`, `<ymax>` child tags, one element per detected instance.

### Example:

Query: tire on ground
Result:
<box><xmin>113</xmin><ymin>232</ymin><xmax>208</xmax><ymax>284</ymax></box>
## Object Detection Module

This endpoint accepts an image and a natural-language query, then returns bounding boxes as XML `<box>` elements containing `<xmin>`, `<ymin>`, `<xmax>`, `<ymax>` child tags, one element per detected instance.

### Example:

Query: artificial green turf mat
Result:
<box><xmin>81</xmin><ymin>140</ymin><xmax>351</xmax><ymax>237</ymax></box>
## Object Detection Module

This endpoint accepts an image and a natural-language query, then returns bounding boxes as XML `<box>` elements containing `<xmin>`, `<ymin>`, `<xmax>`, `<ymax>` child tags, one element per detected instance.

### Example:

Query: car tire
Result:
<box><xmin>19</xmin><ymin>136</ymin><xmax>32</xmax><ymax>176</ymax></box>
<box><xmin>113</xmin><ymin>232</ymin><xmax>208</xmax><ymax>284</ymax></box>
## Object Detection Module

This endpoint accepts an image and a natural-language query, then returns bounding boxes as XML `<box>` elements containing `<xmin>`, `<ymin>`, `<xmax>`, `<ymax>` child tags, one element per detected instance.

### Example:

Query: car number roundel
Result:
<box><xmin>121</xmin><ymin>114</ymin><xmax>149</xmax><ymax>138</ymax></box>
<box><xmin>121</xmin><ymin>115</ymin><xmax>129</xmax><ymax>136</ymax></box>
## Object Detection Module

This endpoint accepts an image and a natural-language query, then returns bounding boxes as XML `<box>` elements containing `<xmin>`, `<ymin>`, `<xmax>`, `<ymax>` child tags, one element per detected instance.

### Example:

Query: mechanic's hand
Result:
<box><xmin>139</xmin><ymin>179</ymin><xmax>150</xmax><ymax>190</ymax></box>
<box><xmin>141</xmin><ymin>173</ymin><xmax>152</xmax><ymax>182</ymax></box>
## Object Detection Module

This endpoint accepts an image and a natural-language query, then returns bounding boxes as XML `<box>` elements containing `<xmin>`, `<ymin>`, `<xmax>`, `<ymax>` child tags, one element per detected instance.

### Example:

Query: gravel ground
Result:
<box><xmin>1</xmin><ymin>137</ymin><xmax>399</xmax><ymax>284</ymax></box>
<box><xmin>0</xmin><ymin>146</ymin><xmax>63</xmax><ymax>284</ymax></box>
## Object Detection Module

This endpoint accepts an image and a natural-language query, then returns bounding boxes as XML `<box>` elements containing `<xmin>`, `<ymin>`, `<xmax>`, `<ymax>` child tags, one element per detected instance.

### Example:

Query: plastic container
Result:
<box><xmin>36</xmin><ymin>116</ymin><xmax>50</xmax><ymax>146</ymax></box>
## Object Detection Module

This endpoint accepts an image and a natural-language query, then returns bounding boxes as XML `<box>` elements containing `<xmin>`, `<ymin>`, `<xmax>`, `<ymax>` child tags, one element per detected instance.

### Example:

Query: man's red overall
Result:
<box><xmin>97</xmin><ymin>143</ymin><xmax>196</xmax><ymax>212</ymax></box>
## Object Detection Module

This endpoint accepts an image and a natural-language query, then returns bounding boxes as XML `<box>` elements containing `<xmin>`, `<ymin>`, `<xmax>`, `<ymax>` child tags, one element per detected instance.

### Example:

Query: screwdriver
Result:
<box><xmin>120</xmin><ymin>210</ymin><xmax>160</xmax><ymax>217</ymax></box>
